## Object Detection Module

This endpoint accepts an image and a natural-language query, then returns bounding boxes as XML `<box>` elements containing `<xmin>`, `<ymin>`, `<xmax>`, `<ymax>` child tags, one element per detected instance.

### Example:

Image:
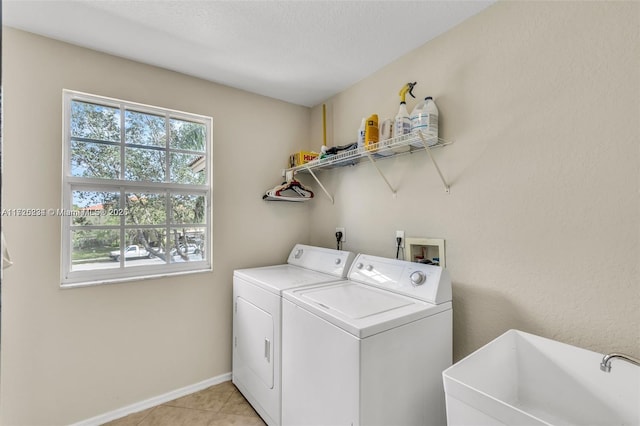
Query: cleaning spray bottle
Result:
<box><xmin>393</xmin><ymin>82</ymin><xmax>416</xmax><ymax>139</ymax></box>
<box><xmin>410</xmin><ymin>96</ymin><xmax>439</xmax><ymax>147</ymax></box>
<box><xmin>392</xmin><ymin>82</ymin><xmax>416</xmax><ymax>153</ymax></box>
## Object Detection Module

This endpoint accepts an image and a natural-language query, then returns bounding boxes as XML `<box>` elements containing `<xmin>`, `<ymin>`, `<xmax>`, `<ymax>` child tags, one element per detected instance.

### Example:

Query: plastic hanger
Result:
<box><xmin>263</xmin><ymin>177</ymin><xmax>314</xmax><ymax>202</ymax></box>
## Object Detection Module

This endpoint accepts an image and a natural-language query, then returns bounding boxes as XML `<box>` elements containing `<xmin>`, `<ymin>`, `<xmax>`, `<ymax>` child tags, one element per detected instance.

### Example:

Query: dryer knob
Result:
<box><xmin>356</xmin><ymin>263</ymin><xmax>364</xmax><ymax>269</ymax></box>
<box><xmin>410</xmin><ymin>271</ymin><xmax>426</xmax><ymax>286</ymax></box>
<box><xmin>335</xmin><ymin>258</ymin><xmax>341</xmax><ymax>265</ymax></box>
<box><xmin>365</xmin><ymin>265</ymin><xmax>374</xmax><ymax>272</ymax></box>
<box><xmin>294</xmin><ymin>249</ymin><xmax>303</xmax><ymax>259</ymax></box>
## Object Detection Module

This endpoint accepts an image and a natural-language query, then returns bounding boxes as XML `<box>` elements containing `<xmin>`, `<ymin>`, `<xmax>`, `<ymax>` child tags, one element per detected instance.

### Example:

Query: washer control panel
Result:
<box><xmin>348</xmin><ymin>254</ymin><xmax>451</xmax><ymax>304</ymax></box>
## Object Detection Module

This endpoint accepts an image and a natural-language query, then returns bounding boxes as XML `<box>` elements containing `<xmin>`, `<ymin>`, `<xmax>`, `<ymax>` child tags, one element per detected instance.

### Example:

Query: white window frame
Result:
<box><xmin>61</xmin><ymin>90</ymin><xmax>213</xmax><ymax>287</ymax></box>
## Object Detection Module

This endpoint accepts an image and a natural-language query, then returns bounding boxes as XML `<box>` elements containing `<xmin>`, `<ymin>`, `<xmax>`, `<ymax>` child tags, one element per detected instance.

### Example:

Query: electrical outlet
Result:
<box><xmin>336</xmin><ymin>227</ymin><xmax>346</xmax><ymax>243</ymax></box>
<box><xmin>396</xmin><ymin>230</ymin><xmax>405</xmax><ymax>247</ymax></box>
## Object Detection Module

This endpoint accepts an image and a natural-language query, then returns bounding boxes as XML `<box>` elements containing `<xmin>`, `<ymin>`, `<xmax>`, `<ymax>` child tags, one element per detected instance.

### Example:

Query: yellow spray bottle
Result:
<box><xmin>393</xmin><ymin>82</ymin><xmax>416</xmax><ymax>139</ymax></box>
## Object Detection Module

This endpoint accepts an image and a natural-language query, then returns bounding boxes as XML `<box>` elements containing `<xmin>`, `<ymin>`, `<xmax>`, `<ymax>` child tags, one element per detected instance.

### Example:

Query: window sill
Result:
<box><xmin>60</xmin><ymin>266</ymin><xmax>213</xmax><ymax>289</ymax></box>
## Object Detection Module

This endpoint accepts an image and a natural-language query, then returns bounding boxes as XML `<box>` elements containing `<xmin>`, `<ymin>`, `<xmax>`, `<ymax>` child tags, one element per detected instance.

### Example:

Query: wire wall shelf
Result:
<box><xmin>283</xmin><ymin>130</ymin><xmax>453</xmax><ymax>203</ymax></box>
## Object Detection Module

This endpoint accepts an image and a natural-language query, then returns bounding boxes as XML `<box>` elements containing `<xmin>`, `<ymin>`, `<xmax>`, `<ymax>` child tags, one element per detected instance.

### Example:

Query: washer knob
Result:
<box><xmin>356</xmin><ymin>263</ymin><xmax>364</xmax><ymax>269</ymax></box>
<box><xmin>335</xmin><ymin>258</ymin><xmax>342</xmax><ymax>265</ymax></box>
<box><xmin>294</xmin><ymin>249</ymin><xmax>303</xmax><ymax>259</ymax></box>
<box><xmin>410</xmin><ymin>271</ymin><xmax>426</xmax><ymax>286</ymax></box>
<box><xmin>365</xmin><ymin>265</ymin><xmax>374</xmax><ymax>271</ymax></box>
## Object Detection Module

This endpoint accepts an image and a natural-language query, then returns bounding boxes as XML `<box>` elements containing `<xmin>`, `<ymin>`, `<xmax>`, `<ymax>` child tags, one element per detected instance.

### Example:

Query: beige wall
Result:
<box><xmin>308</xmin><ymin>1</ymin><xmax>639</xmax><ymax>360</ymax></box>
<box><xmin>1</xmin><ymin>28</ymin><xmax>310</xmax><ymax>425</ymax></box>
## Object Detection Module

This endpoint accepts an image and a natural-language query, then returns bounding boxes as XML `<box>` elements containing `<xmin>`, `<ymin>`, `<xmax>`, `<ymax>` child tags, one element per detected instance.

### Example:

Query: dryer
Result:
<box><xmin>282</xmin><ymin>253</ymin><xmax>452</xmax><ymax>426</ymax></box>
<box><xmin>233</xmin><ymin>244</ymin><xmax>355</xmax><ymax>426</ymax></box>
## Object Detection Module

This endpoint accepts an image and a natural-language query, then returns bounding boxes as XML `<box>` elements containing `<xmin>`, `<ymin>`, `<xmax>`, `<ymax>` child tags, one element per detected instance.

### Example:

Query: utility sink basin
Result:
<box><xmin>443</xmin><ymin>330</ymin><xmax>639</xmax><ymax>426</ymax></box>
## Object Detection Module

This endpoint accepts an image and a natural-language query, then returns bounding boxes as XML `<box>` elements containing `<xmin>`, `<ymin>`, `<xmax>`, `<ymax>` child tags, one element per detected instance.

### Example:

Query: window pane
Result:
<box><xmin>125</xmin><ymin>110</ymin><xmax>166</xmax><ymax>147</ymax></box>
<box><xmin>170</xmin><ymin>119</ymin><xmax>205</xmax><ymax>152</ymax></box>
<box><xmin>71</xmin><ymin>141</ymin><xmax>120</xmax><ymax>179</ymax></box>
<box><xmin>168</xmin><ymin>227</ymin><xmax>205</xmax><ymax>263</ymax></box>
<box><xmin>171</xmin><ymin>153</ymin><xmax>206</xmax><ymax>184</ymax></box>
<box><xmin>125</xmin><ymin>147</ymin><xmax>165</xmax><ymax>182</ymax></box>
<box><xmin>72</xmin><ymin>191</ymin><xmax>120</xmax><ymax>226</ymax></box>
<box><xmin>171</xmin><ymin>194</ymin><xmax>205</xmax><ymax>224</ymax></box>
<box><xmin>123</xmin><ymin>228</ymin><xmax>167</xmax><ymax>267</ymax></box>
<box><xmin>125</xmin><ymin>192</ymin><xmax>166</xmax><ymax>225</ymax></box>
<box><xmin>71</xmin><ymin>101</ymin><xmax>121</xmax><ymax>142</ymax></box>
<box><xmin>71</xmin><ymin>229</ymin><xmax>120</xmax><ymax>271</ymax></box>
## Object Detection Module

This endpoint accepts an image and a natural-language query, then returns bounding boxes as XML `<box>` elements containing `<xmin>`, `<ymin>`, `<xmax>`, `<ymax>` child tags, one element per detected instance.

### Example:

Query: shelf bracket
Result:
<box><xmin>305</xmin><ymin>166</ymin><xmax>334</xmax><ymax>204</ymax></box>
<box><xmin>365</xmin><ymin>152</ymin><xmax>397</xmax><ymax>197</ymax></box>
<box><xmin>418</xmin><ymin>132</ymin><xmax>451</xmax><ymax>194</ymax></box>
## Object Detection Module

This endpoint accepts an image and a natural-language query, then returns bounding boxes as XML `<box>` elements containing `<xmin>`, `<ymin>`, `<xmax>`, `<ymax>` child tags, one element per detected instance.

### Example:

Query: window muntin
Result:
<box><xmin>62</xmin><ymin>90</ymin><xmax>212</xmax><ymax>287</ymax></box>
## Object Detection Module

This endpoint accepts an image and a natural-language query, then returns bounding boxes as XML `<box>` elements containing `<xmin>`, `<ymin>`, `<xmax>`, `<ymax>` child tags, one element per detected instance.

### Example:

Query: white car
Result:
<box><xmin>170</xmin><ymin>244</ymin><xmax>200</xmax><ymax>256</ymax></box>
<box><xmin>110</xmin><ymin>245</ymin><xmax>151</xmax><ymax>261</ymax></box>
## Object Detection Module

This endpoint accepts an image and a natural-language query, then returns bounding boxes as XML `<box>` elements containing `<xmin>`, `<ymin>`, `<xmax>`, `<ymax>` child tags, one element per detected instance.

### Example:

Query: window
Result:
<box><xmin>61</xmin><ymin>90</ymin><xmax>212</xmax><ymax>287</ymax></box>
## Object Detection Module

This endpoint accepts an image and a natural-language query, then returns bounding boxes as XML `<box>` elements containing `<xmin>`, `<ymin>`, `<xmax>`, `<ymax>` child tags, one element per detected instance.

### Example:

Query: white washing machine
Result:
<box><xmin>233</xmin><ymin>244</ymin><xmax>355</xmax><ymax>426</ymax></box>
<box><xmin>282</xmin><ymin>253</ymin><xmax>452</xmax><ymax>426</ymax></box>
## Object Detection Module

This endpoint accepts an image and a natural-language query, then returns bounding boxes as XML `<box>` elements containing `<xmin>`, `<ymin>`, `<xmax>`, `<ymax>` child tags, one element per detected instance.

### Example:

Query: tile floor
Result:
<box><xmin>103</xmin><ymin>381</ymin><xmax>266</xmax><ymax>426</ymax></box>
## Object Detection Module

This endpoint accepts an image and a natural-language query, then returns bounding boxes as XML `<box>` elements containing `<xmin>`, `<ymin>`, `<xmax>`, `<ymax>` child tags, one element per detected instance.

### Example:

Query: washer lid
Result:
<box><xmin>301</xmin><ymin>283</ymin><xmax>412</xmax><ymax>318</ymax></box>
<box><xmin>284</xmin><ymin>281</ymin><xmax>451</xmax><ymax>338</ymax></box>
<box><xmin>234</xmin><ymin>264</ymin><xmax>343</xmax><ymax>294</ymax></box>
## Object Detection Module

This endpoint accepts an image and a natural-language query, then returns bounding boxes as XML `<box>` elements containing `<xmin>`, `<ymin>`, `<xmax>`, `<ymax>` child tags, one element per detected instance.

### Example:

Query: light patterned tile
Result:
<box><xmin>102</xmin><ymin>381</ymin><xmax>264</xmax><ymax>426</ymax></box>
<box><xmin>137</xmin><ymin>405</ymin><xmax>220</xmax><ymax>426</ymax></box>
<box><xmin>136</xmin><ymin>405</ymin><xmax>264</xmax><ymax>426</ymax></box>
<box><xmin>219</xmin><ymin>390</ymin><xmax>261</xmax><ymax>417</ymax></box>
<box><xmin>164</xmin><ymin>382</ymin><xmax>235</xmax><ymax>412</ymax></box>
<box><xmin>206</xmin><ymin>413</ymin><xmax>266</xmax><ymax>426</ymax></box>
<box><xmin>101</xmin><ymin>407</ymin><xmax>155</xmax><ymax>426</ymax></box>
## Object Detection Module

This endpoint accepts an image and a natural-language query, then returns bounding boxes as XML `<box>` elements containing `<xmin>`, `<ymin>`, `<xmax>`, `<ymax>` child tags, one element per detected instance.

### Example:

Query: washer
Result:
<box><xmin>232</xmin><ymin>244</ymin><xmax>355</xmax><ymax>426</ymax></box>
<box><xmin>282</xmin><ymin>253</ymin><xmax>452</xmax><ymax>426</ymax></box>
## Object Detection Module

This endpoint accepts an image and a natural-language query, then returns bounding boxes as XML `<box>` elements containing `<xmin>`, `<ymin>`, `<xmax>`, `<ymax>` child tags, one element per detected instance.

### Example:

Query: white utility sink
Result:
<box><xmin>443</xmin><ymin>329</ymin><xmax>639</xmax><ymax>426</ymax></box>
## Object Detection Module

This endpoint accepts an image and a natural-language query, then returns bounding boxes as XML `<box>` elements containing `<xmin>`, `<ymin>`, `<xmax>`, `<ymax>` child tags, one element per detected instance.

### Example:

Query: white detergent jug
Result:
<box><xmin>410</xmin><ymin>96</ymin><xmax>439</xmax><ymax>147</ymax></box>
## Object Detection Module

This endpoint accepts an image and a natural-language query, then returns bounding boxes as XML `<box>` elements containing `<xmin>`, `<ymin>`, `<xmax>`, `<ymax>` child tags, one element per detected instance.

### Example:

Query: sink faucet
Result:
<box><xmin>600</xmin><ymin>353</ymin><xmax>640</xmax><ymax>372</ymax></box>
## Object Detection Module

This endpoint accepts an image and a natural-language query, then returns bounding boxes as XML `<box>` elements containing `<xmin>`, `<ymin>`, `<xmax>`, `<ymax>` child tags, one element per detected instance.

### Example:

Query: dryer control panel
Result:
<box><xmin>287</xmin><ymin>244</ymin><xmax>355</xmax><ymax>278</ymax></box>
<box><xmin>348</xmin><ymin>254</ymin><xmax>452</xmax><ymax>304</ymax></box>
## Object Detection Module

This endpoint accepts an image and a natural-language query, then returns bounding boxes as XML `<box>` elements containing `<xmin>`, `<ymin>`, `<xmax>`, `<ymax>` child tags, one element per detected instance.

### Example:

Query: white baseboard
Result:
<box><xmin>71</xmin><ymin>372</ymin><xmax>232</xmax><ymax>426</ymax></box>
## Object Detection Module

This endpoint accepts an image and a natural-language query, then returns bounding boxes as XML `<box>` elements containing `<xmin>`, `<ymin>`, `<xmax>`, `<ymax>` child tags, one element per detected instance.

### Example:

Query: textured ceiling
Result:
<box><xmin>4</xmin><ymin>0</ymin><xmax>494</xmax><ymax>107</ymax></box>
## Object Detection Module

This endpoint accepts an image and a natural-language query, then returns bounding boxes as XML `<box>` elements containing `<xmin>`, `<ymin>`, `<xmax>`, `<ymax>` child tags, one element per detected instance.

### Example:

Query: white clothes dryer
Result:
<box><xmin>233</xmin><ymin>244</ymin><xmax>355</xmax><ymax>426</ymax></box>
<box><xmin>282</xmin><ymin>253</ymin><xmax>452</xmax><ymax>426</ymax></box>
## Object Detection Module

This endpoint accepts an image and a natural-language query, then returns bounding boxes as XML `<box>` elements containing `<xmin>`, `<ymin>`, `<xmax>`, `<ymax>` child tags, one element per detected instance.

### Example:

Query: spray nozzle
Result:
<box><xmin>407</xmin><ymin>82</ymin><xmax>417</xmax><ymax>99</ymax></box>
<box><xmin>399</xmin><ymin>82</ymin><xmax>417</xmax><ymax>103</ymax></box>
